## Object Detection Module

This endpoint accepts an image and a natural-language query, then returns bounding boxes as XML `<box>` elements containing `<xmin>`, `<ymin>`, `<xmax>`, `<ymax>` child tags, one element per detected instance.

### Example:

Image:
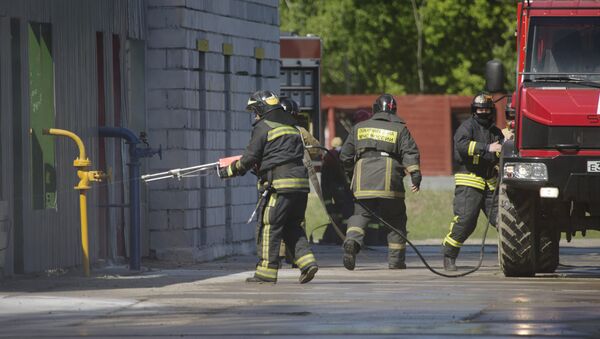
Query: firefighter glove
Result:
<box><xmin>410</xmin><ymin>170</ymin><xmax>422</xmax><ymax>190</ymax></box>
<box><xmin>218</xmin><ymin>160</ymin><xmax>239</xmax><ymax>179</ymax></box>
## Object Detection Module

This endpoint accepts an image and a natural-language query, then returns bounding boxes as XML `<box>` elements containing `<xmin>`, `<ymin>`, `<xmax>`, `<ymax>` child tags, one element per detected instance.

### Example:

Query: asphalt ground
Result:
<box><xmin>1</xmin><ymin>240</ymin><xmax>600</xmax><ymax>338</ymax></box>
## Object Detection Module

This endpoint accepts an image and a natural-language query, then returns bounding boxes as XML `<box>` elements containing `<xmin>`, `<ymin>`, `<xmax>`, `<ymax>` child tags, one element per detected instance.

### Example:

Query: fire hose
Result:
<box><xmin>307</xmin><ymin>145</ymin><xmax>497</xmax><ymax>278</ymax></box>
<box><xmin>142</xmin><ymin>150</ymin><xmax>496</xmax><ymax>278</ymax></box>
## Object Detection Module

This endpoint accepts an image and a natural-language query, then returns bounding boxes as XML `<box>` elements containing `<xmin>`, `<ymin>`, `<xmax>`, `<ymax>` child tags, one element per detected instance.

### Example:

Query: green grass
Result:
<box><xmin>405</xmin><ymin>190</ymin><xmax>497</xmax><ymax>241</ymax></box>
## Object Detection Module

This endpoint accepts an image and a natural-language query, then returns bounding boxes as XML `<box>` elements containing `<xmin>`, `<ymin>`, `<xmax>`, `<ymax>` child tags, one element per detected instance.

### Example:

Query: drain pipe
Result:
<box><xmin>43</xmin><ymin>128</ymin><xmax>106</xmax><ymax>277</ymax></box>
<box><xmin>98</xmin><ymin>127</ymin><xmax>161</xmax><ymax>271</ymax></box>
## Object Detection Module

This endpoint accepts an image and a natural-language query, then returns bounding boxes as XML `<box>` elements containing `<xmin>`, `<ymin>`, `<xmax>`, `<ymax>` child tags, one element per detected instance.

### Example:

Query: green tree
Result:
<box><xmin>420</xmin><ymin>0</ymin><xmax>516</xmax><ymax>94</ymax></box>
<box><xmin>280</xmin><ymin>0</ymin><xmax>516</xmax><ymax>95</ymax></box>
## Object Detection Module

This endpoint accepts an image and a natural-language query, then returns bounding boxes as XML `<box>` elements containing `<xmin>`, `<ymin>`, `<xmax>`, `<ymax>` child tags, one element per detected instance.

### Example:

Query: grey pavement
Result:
<box><xmin>1</xmin><ymin>241</ymin><xmax>600</xmax><ymax>338</ymax></box>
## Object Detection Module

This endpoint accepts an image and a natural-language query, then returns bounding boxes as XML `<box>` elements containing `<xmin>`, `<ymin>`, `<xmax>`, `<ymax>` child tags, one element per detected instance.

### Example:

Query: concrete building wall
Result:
<box><xmin>0</xmin><ymin>0</ymin><xmax>146</xmax><ymax>275</ymax></box>
<box><xmin>145</xmin><ymin>0</ymin><xmax>280</xmax><ymax>261</ymax></box>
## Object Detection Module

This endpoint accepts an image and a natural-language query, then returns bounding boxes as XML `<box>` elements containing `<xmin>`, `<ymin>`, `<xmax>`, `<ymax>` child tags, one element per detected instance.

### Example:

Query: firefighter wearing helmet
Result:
<box><xmin>218</xmin><ymin>90</ymin><xmax>318</xmax><ymax>283</ymax></box>
<box><xmin>280</xmin><ymin>97</ymin><xmax>321</xmax><ymax>157</ymax></box>
<box><xmin>441</xmin><ymin>92</ymin><xmax>504</xmax><ymax>271</ymax></box>
<box><xmin>340</xmin><ymin>94</ymin><xmax>421</xmax><ymax>270</ymax></box>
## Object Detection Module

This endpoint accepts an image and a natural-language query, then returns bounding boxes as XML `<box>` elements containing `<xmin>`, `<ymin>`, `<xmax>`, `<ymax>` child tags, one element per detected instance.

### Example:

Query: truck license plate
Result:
<box><xmin>587</xmin><ymin>161</ymin><xmax>600</xmax><ymax>172</ymax></box>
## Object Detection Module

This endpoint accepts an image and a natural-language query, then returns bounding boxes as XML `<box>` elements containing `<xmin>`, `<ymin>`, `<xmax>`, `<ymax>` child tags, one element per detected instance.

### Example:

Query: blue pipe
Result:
<box><xmin>99</xmin><ymin>127</ymin><xmax>160</xmax><ymax>271</ymax></box>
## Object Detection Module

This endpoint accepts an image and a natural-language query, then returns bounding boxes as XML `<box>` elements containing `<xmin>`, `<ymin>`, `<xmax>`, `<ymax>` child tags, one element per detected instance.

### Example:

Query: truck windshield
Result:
<box><xmin>525</xmin><ymin>17</ymin><xmax>600</xmax><ymax>82</ymax></box>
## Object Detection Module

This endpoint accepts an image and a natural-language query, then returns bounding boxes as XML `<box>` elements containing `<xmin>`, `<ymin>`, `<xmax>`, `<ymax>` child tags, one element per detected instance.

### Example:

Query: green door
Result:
<box><xmin>28</xmin><ymin>22</ymin><xmax>56</xmax><ymax>211</ymax></box>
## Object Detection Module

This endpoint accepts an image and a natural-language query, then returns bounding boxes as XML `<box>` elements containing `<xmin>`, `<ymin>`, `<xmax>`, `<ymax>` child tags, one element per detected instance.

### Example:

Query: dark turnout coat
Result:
<box><xmin>453</xmin><ymin>116</ymin><xmax>504</xmax><ymax>191</ymax></box>
<box><xmin>230</xmin><ymin>108</ymin><xmax>309</xmax><ymax>193</ymax></box>
<box><xmin>339</xmin><ymin>112</ymin><xmax>420</xmax><ymax>199</ymax></box>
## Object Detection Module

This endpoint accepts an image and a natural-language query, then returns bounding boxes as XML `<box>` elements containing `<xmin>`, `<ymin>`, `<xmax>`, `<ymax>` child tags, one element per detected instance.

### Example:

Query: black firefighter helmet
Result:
<box><xmin>471</xmin><ymin>92</ymin><xmax>496</xmax><ymax>117</ymax></box>
<box><xmin>246</xmin><ymin>90</ymin><xmax>282</xmax><ymax>117</ymax></box>
<box><xmin>373</xmin><ymin>94</ymin><xmax>397</xmax><ymax>114</ymax></box>
<box><xmin>280</xmin><ymin>97</ymin><xmax>300</xmax><ymax>117</ymax></box>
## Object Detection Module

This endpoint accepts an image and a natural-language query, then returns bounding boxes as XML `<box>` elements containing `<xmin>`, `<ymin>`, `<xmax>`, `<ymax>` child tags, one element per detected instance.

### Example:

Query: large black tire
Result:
<box><xmin>535</xmin><ymin>225</ymin><xmax>559</xmax><ymax>273</ymax></box>
<box><xmin>497</xmin><ymin>184</ymin><xmax>536</xmax><ymax>277</ymax></box>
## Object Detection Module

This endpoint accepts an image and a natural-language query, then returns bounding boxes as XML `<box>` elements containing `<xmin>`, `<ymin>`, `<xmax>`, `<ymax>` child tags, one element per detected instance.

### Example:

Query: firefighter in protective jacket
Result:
<box><xmin>219</xmin><ymin>90</ymin><xmax>318</xmax><ymax>283</ymax></box>
<box><xmin>441</xmin><ymin>92</ymin><xmax>504</xmax><ymax>271</ymax></box>
<box><xmin>340</xmin><ymin>94</ymin><xmax>421</xmax><ymax>270</ymax></box>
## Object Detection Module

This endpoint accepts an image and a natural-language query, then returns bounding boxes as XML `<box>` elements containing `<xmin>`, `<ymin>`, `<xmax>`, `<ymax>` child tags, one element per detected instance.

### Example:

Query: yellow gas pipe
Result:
<box><xmin>43</xmin><ymin>128</ymin><xmax>105</xmax><ymax>277</ymax></box>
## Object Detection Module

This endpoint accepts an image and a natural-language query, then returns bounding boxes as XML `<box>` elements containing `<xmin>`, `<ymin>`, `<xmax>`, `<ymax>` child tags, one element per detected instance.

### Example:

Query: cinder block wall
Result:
<box><xmin>145</xmin><ymin>0</ymin><xmax>280</xmax><ymax>261</ymax></box>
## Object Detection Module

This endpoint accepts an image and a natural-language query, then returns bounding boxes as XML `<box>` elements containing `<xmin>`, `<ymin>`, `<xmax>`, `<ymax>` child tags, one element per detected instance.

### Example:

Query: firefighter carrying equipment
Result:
<box><xmin>220</xmin><ymin>94</ymin><xmax>317</xmax><ymax>283</ymax></box>
<box><xmin>442</xmin><ymin>110</ymin><xmax>504</xmax><ymax>261</ymax></box>
<box><xmin>279</xmin><ymin>96</ymin><xmax>344</xmax><ymax>240</ymax></box>
<box><xmin>339</xmin><ymin>94</ymin><xmax>420</xmax><ymax>269</ymax></box>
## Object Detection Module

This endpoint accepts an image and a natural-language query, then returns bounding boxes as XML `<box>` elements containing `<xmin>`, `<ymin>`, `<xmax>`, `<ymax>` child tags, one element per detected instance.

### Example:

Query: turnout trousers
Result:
<box><xmin>442</xmin><ymin>185</ymin><xmax>498</xmax><ymax>259</ymax></box>
<box><xmin>344</xmin><ymin>198</ymin><xmax>407</xmax><ymax>265</ymax></box>
<box><xmin>255</xmin><ymin>191</ymin><xmax>317</xmax><ymax>282</ymax></box>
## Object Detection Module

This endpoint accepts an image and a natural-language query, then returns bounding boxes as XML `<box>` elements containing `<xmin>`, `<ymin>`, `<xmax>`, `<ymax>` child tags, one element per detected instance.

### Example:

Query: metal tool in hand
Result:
<box><xmin>141</xmin><ymin>155</ymin><xmax>242</xmax><ymax>182</ymax></box>
<box><xmin>141</xmin><ymin>162</ymin><xmax>219</xmax><ymax>182</ymax></box>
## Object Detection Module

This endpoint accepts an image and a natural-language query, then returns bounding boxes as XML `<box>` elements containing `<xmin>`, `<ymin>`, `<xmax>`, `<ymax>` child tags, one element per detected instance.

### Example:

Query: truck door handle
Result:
<box><xmin>555</xmin><ymin>143</ymin><xmax>580</xmax><ymax>151</ymax></box>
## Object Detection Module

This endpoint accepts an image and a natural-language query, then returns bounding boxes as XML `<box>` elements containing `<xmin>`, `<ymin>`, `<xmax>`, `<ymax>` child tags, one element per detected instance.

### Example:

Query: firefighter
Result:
<box><xmin>218</xmin><ymin>90</ymin><xmax>318</xmax><ymax>283</ymax></box>
<box><xmin>340</xmin><ymin>94</ymin><xmax>421</xmax><ymax>270</ymax></box>
<box><xmin>320</xmin><ymin>136</ymin><xmax>351</xmax><ymax>244</ymax></box>
<box><xmin>277</xmin><ymin>97</ymin><xmax>320</xmax><ymax>264</ymax></box>
<box><xmin>280</xmin><ymin>97</ymin><xmax>321</xmax><ymax>156</ymax></box>
<box><xmin>442</xmin><ymin>92</ymin><xmax>504</xmax><ymax>271</ymax></box>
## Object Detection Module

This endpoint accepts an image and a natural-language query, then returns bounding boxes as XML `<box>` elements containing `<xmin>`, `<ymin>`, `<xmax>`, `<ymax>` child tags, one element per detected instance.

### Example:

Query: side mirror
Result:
<box><xmin>485</xmin><ymin>59</ymin><xmax>505</xmax><ymax>93</ymax></box>
<box><xmin>505</xmin><ymin>94</ymin><xmax>516</xmax><ymax>120</ymax></box>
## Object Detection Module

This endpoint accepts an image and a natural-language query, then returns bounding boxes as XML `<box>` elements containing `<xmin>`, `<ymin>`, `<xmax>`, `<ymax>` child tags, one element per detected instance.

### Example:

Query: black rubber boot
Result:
<box><xmin>246</xmin><ymin>275</ymin><xmax>276</xmax><ymax>284</ymax></box>
<box><xmin>299</xmin><ymin>265</ymin><xmax>318</xmax><ymax>284</ymax></box>
<box><xmin>443</xmin><ymin>256</ymin><xmax>457</xmax><ymax>271</ymax></box>
<box><xmin>388</xmin><ymin>262</ymin><xmax>407</xmax><ymax>269</ymax></box>
<box><xmin>343</xmin><ymin>240</ymin><xmax>359</xmax><ymax>270</ymax></box>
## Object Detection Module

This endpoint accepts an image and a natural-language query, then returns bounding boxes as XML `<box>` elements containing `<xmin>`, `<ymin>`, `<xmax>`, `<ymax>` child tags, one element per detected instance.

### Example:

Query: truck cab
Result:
<box><xmin>490</xmin><ymin>0</ymin><xmax>600</xmax><ymax>277</ymax></box>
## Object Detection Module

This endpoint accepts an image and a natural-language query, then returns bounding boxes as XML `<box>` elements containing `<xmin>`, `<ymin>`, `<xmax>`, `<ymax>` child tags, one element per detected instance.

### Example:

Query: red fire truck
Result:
<box><xmin>486</xmin><ymin>0</ymin><xmax>600</xmax><ymax>276</ymax></box>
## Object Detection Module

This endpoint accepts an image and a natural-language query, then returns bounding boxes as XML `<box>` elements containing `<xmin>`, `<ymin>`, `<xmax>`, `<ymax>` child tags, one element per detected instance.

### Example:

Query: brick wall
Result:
<box><xmin>145</xmin><ymin>0</ymin><xmax>279</xmax><ymax>261</ymax></box>
<box><xmin>322</xmin><ymin>95</ymin><xmax>476</xmax><ymax>176</ymax></box>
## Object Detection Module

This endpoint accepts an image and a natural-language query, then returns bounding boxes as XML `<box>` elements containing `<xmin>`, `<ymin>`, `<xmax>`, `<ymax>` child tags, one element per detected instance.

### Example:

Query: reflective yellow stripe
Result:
<box><xmin>347</xmin><ymin>226</ymin><xmax>365</xmax><ymax>235</ymax></box>
<box><xmin>227</xmin><ymin>164</ymin><xmax>234</xmax><ymax>176</ymax></box>
<box><xmin>268</xmin><ymin>193</ymin><xmax>277</xmax><ymax>207</ymax></box>
<box><xmin>356</xmin><ymin>159</ymin><xmax>362</xmax><ymax>193</ymax></box>
<box><xmin>354</xmin><ymin>190</ymin><xmax>405</xmax><ymax>199</ymax></box>
<box><xmin>443</xmin><ymin>234</ymin><xmax>462</xmax><ymax>248</ymax></box>
<box><xmin>486</xmin><ymin>177</ymin><xmax>498</xmax><ymax>191</ymax></box>
<box><xmin>449</xmin><ymin>215</ymin><xmax>459</xmax><ymax>231</ymax></box>
<box><xmin>267</xmin><ymin>126</ymin><xmax>300</xmax><ymax>141</ymax></box>
<box><xmin>388</xmin><ymin>242</ymin><xmax>406</xmax><ymax>250</ymax></box>
<box><xmin>473</xmin><ymin>154</ymin><xmax>480</xmax><ymax>165</ymax></box>
<box><xmin>256</xmin><ymin>266</ymin><xmax>278</xmax><ymax>279</ymax></box>
<box><xmin>468</xmin><ymin>141</ymin><xmax>477</xmax><ymax>156</ymax></box>
<box><xmin>262</xmin><ymin>194</ymin><xmax>277</xmax><ymax>261</ymax></box>
<box><xmin>455</xmin><ymin>173</ymin><xmax>486</xmax><ymax>190</ymax></box>
<box><xmin>455</xmin><ymin>181</ymin><xmax>485</xmax><ymax>190</ymax></box>
<box><xmin>406</xmin><ymin>164</ymin><xmax>420</xmax><ymax>173</ymax></box>
<box><xmin>384</xmin><ymin>157</ymin><xmax>392</xmax><ymax>192</ymax></box>
<box><xmin>272</xmin><ymin>178</ymin><xmax>309</xmax><ymax>190</ymax></box>
<box><xmin>295</xmin><ymin>253</ymin><xmax>316</xmax><ymax>269</ymax></box>
<box><xmin>455</xmin><ymin>173</ymin><xmax>485</xmax><ymax>183</ymax></box>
